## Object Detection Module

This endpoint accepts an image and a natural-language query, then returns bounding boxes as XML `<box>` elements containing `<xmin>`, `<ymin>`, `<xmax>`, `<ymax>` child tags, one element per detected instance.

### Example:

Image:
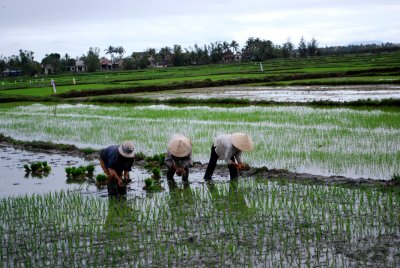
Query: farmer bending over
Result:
<box><xmin>203</xmin><ymin>133</ymin><xmax>253</xmax><ymax>181</ymax></box>
<box><xmin>165</xmin><ymin>134</ymin><xmax>193</xmax><ymax>182</ymax></box>
<box><xmin>100</xmin><ymin>141</ymin><xmax>135</xmax><ymax>195</ymax></box>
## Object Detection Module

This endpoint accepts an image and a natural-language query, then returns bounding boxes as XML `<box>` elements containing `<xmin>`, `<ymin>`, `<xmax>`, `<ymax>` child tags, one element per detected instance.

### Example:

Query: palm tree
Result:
<box><xmin>115</xmin><ymin>46</ymin><xmax>125</xmax><ymax>60</ymax></box>
<box><xmin>104</xmin><ymin>45</ymin><xmax>115</xmax><ymax>69</ymax></box>
<box><xmin>230</xmin><ymin>40</ymin><xmax>239</xmax><ymax>53</ymax></box>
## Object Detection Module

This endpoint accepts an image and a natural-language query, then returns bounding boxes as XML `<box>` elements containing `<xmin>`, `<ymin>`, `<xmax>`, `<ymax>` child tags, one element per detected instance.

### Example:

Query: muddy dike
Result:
<box><xmin>1</xmin><ymin>133</ymin><xmax>398</xmax><ymax>188</ymax></box>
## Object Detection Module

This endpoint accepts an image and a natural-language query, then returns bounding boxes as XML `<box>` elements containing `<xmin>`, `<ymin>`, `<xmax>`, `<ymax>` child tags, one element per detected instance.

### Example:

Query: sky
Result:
<box><xmin>1</xmin><ymin>0</ymin><xmax>399</xmax><ymax>62</ymax></box>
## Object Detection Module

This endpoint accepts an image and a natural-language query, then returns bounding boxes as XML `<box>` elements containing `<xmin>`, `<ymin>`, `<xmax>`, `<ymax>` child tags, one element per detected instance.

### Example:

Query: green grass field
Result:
<box><xmin>1</xmin><ymin>51</ymin><xmax>399</xmax><ymax>97</ymax></box>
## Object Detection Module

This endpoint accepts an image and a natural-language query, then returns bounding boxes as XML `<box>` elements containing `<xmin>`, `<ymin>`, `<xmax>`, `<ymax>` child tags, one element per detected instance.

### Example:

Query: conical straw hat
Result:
<box><xmin>231</xmin><ymin>133</ymin><xmax>254</xmax><ymax>151</ymax></box>
<box><xmin>167</xmin><ymin>134</ymin><xmax>192</xmax><ymax>157</ymax></box>
<box><xmin>118</xmin><ymin>140</ymin><xmax>135</xmax><ymax>158</ymax></box>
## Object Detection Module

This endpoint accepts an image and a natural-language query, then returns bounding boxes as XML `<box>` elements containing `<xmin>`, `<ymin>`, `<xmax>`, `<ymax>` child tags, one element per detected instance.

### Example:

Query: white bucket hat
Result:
<box><xmin>118</xmin><ymin>141</ymin><xmax>135</xmax><ymax>158</ymax></box>
<box><xmin>167</xmin><ymin>134</ymin><xmax>192</xmax><ymax>157</ymax></box>
<box><xmin>231</xmin><ymin>133</ymin><xmax>254</xmax><ymax>151</ymax></box>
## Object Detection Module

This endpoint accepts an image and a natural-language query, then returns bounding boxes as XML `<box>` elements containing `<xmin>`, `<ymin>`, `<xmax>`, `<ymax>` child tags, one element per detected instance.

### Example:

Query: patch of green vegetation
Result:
<box><xmin>1</xmin><ymin>51</ymin><xmax>399</xmax><ymax>97</ymax></box>
<box><xmin>392</xmin><ymin>173</ymin><xmax>400</xmax><ymax>184</ymax></box>
<box><xmin>96</xmin><ymin>174</ymin><xmax>107</xmax><ymax>184</ymax></box>
<box><xmin>65</xmin><ymin>165</ymin><xmax>95</xmax><ymax>182</ymax></box>
<box><xmin>143</xmin><ymin>178</ymin><xmax>164</xmax><ymax>192</ymax></box>
<box><xmin>1</xmin><ymin>180</ymin><xmax>399</xmax><ymax>266</ymax></box>
<box><xmin>23</xmin><ymin>161</ymin><xmax>51</xmax><ymax>175</ymax></box>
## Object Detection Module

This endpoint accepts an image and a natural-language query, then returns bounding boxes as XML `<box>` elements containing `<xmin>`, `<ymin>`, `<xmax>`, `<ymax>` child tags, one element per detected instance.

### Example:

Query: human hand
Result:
<box><xmin>236</xmin><ymin>163</ymin><xmax>245</xmax><ymax>171</ymax></box>
<box><xmin>176</xmin><ymin>168</ymin><xmax>186</xmax><ymax>177</ymax></box>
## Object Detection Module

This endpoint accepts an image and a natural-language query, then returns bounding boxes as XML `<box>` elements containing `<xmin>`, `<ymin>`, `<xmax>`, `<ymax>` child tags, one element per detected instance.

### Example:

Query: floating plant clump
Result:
<box><xmin>96</xmin><ymin>174</ymin><xmax>107</xmax><ymax>184</ymax></box>
<box><xmin>65</xmin><ymin>164</ymin><xmax>95</xmax><ymax>183</ymax></box>
<box><xmin>23</xmin><ymin>161</ymin><xmax>51</xmax><ymax>177</ymax></box>
<box><xmin>143</xmin><ymin>178</ymin><xmax>164</xmax><ymax>192</ymax></box>
<box><xmin>152</xmin><ymin>167</ymin><xmax>161</xmax><ymax>179</ymax></box>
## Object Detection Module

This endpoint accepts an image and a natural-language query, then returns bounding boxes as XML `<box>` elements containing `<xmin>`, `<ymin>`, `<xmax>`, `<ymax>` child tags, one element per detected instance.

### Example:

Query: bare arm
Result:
<box><xmin>109</xmin><ymin>168</ymin><xmax>124</xmax><ymax>186</ymax></box>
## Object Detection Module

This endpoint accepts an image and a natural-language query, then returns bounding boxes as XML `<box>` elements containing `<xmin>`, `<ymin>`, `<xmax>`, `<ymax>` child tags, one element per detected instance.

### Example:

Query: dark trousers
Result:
<box><xmin>204</xmin><ymin>146</ymin><xmax>238</xmax><ymax>181</ymax></box>
<box><xmin>167</xmin><ymin>166</ymin><xmax>189</xmax><ymax>182</ymax></box>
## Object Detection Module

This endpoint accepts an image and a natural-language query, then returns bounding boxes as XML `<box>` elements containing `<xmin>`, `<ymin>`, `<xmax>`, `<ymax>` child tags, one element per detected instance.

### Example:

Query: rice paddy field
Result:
<box><xmin>1</xmin><ymin>180</ymin><xmax>399</xmax><ymax>267</ymax></box>
<box><xmin>1</xmin><ymin>51</ymin><xmax>400</xmax><ymax>267</ymax></box>
<box><xmin>1</xmin><ymin>102</ymin><xmax>400</xmax><ymax>267</ymax></box>
<box><xmin>0</xmin><ymin>102</ymin><xmax>399</xmax><ymax>180</ymax></box>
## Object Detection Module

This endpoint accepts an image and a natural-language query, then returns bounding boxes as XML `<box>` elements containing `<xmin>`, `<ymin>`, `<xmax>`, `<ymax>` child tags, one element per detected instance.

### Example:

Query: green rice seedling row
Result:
<box><xmin>0</xmin><ymin>103</ymin><xmax>399</xmax><ymax>180</ymax></box>
<box><xmin>1</xmin><ymin>180</ymin><xmax>399</xmax><ymax>267</ymax></box>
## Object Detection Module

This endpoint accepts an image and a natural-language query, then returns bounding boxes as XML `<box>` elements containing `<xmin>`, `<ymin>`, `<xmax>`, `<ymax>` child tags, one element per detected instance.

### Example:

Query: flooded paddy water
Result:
<box><xmin>0</xmin><ymin>145</ymin><xmax>230</xmax><ymax>198</ymax></box>
<box><xmin>126</xmin><ymin>85</ymin><xmax>400</xmax><ymax>102</ymax></box>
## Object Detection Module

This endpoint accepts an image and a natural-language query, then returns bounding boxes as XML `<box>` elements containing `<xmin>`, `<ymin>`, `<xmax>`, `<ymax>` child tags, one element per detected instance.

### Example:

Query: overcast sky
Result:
<box><xmin>1</xmin><ymin>0</ymin><xmax>399</xmax><ymax>61</ymax></box>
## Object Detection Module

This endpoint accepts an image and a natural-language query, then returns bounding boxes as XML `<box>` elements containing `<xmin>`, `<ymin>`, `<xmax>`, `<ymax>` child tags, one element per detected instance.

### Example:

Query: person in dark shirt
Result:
<box><xmin>165</xmin><ymin>134</ymin><xmax>192</xmax><ymax>183</ymax></box>
<box><xmin>100</xmin><ymin>141</ymin><xmax>135</xmax><ymax>195</ymax></box>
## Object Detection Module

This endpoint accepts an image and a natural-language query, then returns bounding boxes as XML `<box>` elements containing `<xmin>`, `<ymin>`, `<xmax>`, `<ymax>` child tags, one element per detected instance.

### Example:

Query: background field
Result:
<box><xmin>1</xmin><ymin>51</ymin><xmax>399</xmax><ymax>97</ymax></box>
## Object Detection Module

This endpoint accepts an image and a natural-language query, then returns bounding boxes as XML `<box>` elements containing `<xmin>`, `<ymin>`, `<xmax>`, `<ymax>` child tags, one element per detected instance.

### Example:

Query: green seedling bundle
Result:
<box><xmin>65</xmin><ymin>165</ymin><xmax>95</xmax><ymax>183</ymax></box>
<box><xmin>23</xmin><ymin>161</ymin><xmax>51</xmax><ymax>176</ymax></box>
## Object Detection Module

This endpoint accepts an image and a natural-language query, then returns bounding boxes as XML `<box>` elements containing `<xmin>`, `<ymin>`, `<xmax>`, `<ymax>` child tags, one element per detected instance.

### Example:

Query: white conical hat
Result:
<box><xmin>118</xmin><ymin>140</ymin><xmax>135</xmax><ymax>158</ymax></box>
<box><xmin>231</xmin><ymin>133</ymin><xmax>254</xmax><ymax>151</ymax></box>
<box><xmin>167</xmin><ymin>134</ymin><xmax>192</xmax><ymax>157</ymax></box>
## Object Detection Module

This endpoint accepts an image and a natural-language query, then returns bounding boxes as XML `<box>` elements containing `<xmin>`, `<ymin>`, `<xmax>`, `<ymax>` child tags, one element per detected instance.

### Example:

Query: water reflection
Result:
<box><xmin>104</xmin><ymin>196</ymin><xmax>136</xmax><ymax>234</ymax></box>
<box><xmin>206</xmin><ymin>180</ymin><xmax>255</xmax><ymax>218</ymax></box>
<box><xmin>166</xmin><ymin>179</ymin><xmax>193</xmax><ymax>216</ymax></box>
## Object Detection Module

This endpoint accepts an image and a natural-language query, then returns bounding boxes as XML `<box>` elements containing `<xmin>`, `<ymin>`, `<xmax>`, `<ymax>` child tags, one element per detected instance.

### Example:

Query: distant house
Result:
<box><xmin>43</xmin><ymin>64</ymin><xmax>54</xmax><ymax>75</ymax></box>
<box><xmin>100</xmin><ymin>57</ymin><xmax>123</xmax><ymax>70</ymax></box>
<box><xmin>223</xmin><ymin>51</ymin><xmax>242</xmax><ymax>63</ymax></box>
<box><xmin>69</xmin><ymin>60</ymin><xmax>87</xmax><ymax>72</ymax></box>
<box><xmin>100</xmin><ymin>57</ymin><xmax>112</xmax><ymax>70</ymax></box>
<box><xmin>1</xmin><ymin>68</ymin><xmax>22</xmax><ymax>77</ymax></box>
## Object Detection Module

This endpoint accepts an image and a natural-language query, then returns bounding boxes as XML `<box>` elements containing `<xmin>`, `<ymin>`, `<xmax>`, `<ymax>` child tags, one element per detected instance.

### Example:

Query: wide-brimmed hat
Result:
<box><xmin>167</xmin><ymin>134</ymin><xmax>192</xmax><ymax>157</ymax></box>
<box><xmin>231</xmin><ymin>133</ymin><xmax>254</xmax><ymax>151</ymax></box>
<box><xmin>118</xmin><ymin>141</ymin><xmax>135</xmax><ymax>158</ymax></box>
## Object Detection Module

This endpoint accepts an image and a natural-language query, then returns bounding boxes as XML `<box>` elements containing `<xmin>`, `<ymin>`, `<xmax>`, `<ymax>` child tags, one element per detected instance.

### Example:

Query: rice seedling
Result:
<box><xmin>95</xmin><ymin>174</ymin><xmax>107</xmax><ymax>184</ymax></box>
<box><xmin>392</xmin><ymin>173</ymin><xmax>400</xmax><ymax>184</ymax></box>
<box><xmin>0</xmin><ymin>103</ymin><xmax>399</xmax><ymax>180</ymax></box>
<box><xmin>143</xmin><ymin>178</ymin><xmax>164</xmax><ymax>192</ymax></box>
<box><xmin>65</xmin><ymin>165</ymin><xmax>96</xmax><ymax>184</ymax></box>
<box><xmin>23</xmin><ymin>161</ymin><xmax>51</xmax><ymax>178</ymax></box>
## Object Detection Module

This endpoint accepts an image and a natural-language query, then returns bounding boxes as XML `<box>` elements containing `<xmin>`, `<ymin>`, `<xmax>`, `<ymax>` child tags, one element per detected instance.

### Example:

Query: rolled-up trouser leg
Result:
<box><xmin>204</xmin><ymin>146</ymin><xmax>218</xmax><ymax>181</ymax></box>
<box><xmin>228</xmin><ymin>156</ymin><xmax>238</xmax><ymax>180</ymax></box>
<box><xmin>182</xmin><ymin>167</ymin><xmax>189</xmax><ymax>182</ymax></box>
<box><xmin>167</xmin><ymin>166</ymin><xmax>176</xmax><ymax>181</ymax></box>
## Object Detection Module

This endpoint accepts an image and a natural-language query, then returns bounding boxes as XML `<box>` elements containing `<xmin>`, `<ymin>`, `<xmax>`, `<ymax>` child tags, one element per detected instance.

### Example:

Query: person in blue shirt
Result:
<box><xmin>99</xmin><ymin>141</ymin><xmax>135</xmax><ymax>195</ymax></box>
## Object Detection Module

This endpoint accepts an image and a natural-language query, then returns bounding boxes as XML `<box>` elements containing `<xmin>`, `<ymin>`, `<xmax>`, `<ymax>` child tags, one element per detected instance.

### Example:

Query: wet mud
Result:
<box><xmin>1</xmin><ymin>141</ymin><xmax>397</xmax><ymax>198</ymax></box>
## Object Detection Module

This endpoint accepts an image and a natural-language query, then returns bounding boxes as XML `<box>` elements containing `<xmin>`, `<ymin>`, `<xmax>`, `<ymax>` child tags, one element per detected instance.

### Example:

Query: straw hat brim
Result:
<box><xmin>167</xmin><ymin>135</ymin><xmax>192</xmax><ymax>157</ymax></box>
<box><xmin>118</xmin><ymin>141</ymin><xmax>135</xmax><ymax>158</ymax></box>
<box><xmin>231</xmin><ymin>133</ymin><xmax>254</xmax><ymax>151</ymax></box>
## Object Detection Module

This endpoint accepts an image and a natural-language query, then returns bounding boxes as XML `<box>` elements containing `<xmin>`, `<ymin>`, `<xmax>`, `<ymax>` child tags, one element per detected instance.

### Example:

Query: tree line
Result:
<box><xmin>1</xmin><ymin>37</ymin><xmax>399</xmax><ymax>76</ymax></box>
